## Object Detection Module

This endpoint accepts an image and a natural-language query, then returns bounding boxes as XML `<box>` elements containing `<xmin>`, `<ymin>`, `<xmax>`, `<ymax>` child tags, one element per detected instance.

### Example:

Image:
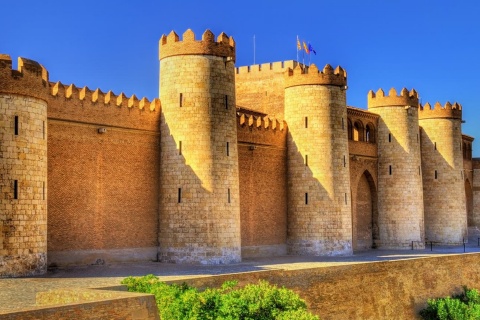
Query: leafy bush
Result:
<box><xmin>121</xmin><ymin>275</ymin><xmax>319</xmax><ymax>319</ymax></box>
<box><xmin>420</xmin><ymin>287</ymin><xmax>480</xmax><ymax>320</ymax></box>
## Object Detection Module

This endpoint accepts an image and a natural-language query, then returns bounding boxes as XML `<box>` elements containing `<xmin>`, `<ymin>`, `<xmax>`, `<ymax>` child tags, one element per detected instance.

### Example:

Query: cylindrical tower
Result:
<box><xmin>419</xmin><ymin>102</ymin><xmax>466</xmax><ymax>244</ymax></box>
<box><xmin>0</xmin><ymin>55</ymin><xmax>48</xmax><ymax>277</ymax></box>
<box><xmin>284</xmin><ymin>64</ymin><xmax>352</xmax><ymax>256</ymax></box>
<box><xmin>158</xmin><ymin>30</ymin><xmax>241</xmax><ymax>264</ymax></box>
<box><xmin>367</xmin><ymin>88</ymin><xmax>425</xmax><ymax>249</ymax></box>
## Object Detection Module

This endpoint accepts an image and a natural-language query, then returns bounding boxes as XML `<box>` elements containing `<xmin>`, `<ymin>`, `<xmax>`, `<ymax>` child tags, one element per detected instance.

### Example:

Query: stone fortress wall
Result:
<box><xmin>0</xmin><ymin>29</ymin><xmax>479</xmax><ymax>276</ymax></box>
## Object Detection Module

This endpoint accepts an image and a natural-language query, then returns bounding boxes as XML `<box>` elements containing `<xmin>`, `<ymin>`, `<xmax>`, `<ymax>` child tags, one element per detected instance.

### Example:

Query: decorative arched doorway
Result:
<box><xmin>353</xmin><ymin>170</ymin><xmax>378</xmax><ymax>251</ymax></box>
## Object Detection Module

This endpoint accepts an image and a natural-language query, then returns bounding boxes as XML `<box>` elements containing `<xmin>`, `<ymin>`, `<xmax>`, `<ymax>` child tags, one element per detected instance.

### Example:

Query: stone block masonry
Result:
<box><xmin>0</xmin><ymin>27</ymin><xmax>478</xmax><ymax>275</ymax></box>
<box><xmin>368</xmin><ymin>88</ymin><xmax>425</xmax><ymax>249</ymax></box>
<box><xmin>158</xmin><ymin>30</ymin><xmax>241</xmax><ymax>264</ymax></box>
<box><xmin>0</xmin><ymin>55</ymin><xmax>48</xmax><ymax>277</ymax></box>
<box><xmin>284</xmin><ymin>64</ymin><xmax>352</xmax><ymax>256</ymax></box>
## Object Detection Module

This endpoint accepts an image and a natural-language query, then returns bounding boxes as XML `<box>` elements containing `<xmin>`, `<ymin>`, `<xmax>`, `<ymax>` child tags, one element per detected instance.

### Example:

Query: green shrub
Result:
<box><xmin>121</xmin><ymin>275</ymin><xmax>319</xmax><ymax>319</ymax></box>
<box><xmin>419</xmin><ymin>287</ymin><xmax>480</xmax><ymax>320</ymax></box>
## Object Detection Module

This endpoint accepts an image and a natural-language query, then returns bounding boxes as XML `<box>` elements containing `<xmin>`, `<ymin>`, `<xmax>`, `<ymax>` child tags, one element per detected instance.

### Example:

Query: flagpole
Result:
<box><xmin>253</xmin><ymin>34</ymin><xmax>256</xmax><ymax>65</ymax></box>
<box><xmin>302</xmin><ymin>41</ymin><xmax>305</xmax><ymax>66</ymax></box>
<box><xmin>296</xmin><ymin>36</ymin><xmax>299</xmax><ymax>62</ymax></box>
<box><xmin>309</xmin><ymin>44</ymin><xmax>311</xmax><ymax>67</ymax></box>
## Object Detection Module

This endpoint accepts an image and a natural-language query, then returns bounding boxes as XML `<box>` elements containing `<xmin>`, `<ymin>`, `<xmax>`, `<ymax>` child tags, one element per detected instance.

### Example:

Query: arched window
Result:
<box><xmin>353</xmin><ymin>121</ymin><xmax>364</xmax><ymax>141</ymax></box>
<box><xmin>347</xmin><ymin>119</ymin><xmax>353</xmax><ymax>140</ymax></box>
<box><xmin>365</xmin><ymin>123</ymin><xmax>375</xmax><ymax>143</ymax></box>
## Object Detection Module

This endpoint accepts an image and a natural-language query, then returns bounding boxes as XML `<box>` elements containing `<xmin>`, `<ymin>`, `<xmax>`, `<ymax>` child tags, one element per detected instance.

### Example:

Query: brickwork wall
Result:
<box><xmin>47</xmin><ymin>120</ymin><xmax>159</xmax><ymax>266</ymax></box>
<box><xmin>420</xmin><ymin>115</ymin><xmax>466</xmax><ymax>244</ymax></box>
<box><xmin>285</xmin><ymin>81</ymin><xmax>352</xmax><ymax>255</ymax></box>
<box><xmin>0</xmin><ymin>93</ymin><xmax>48</xmax><ymax>277</ymax></box>
<box><xmin>473</xmin><ymin>159</ymin><xmax>480</xmax><ymax>227</ymax></box>
<box><xmin>368</xmin><ymin>90</ymin><xmax>424</xmax><ymax>249</ymax></box>
<box><xmin>171</xmin><ymin>253</ymin><xmax>480</xmax><ymax>320</ymax></box>
<box><xmin>158</xmin><ymin>53</ymin><xmax>241</xmax><ymax>264</ymax></box>
<box><xmin>463</xmin><ymin>135</ymin><xmax>476</xmax><ymax>226</ymax></box>
<box><xmin>237</xmin><ymin>114</ymin><xmax>288</xmax><ymax>257</ymax></box>
<box><xmin>235</xmin><ymin>61</ymin><xmax>299</xmax><ymax>119</ymax></box>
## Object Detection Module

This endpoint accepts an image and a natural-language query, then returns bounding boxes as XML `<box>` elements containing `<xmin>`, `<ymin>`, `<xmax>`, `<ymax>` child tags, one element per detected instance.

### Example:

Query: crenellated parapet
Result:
<box><xmin>236</xmin><ymin>60</ymin><xmax>300</xmax><ymax>74</ymax></box>
<box><xmin>236</xmin><ymin>112</ymin><xmax>287</xmax><ymax>148</ymax></box>
<box><xmin>419</xmin><ymin>102</ymin><xmax>462</xmax><ymax>120</ymax></box>
<box><xmin>367</xmin><ymin>88</ymin><xmax>418</xmax><ymax>108</ymax></box>
<box><xmin>50</xmin><ymin>81</ymin><xmax>160</xmax><ymax>111</ymax></box>
<box><xmin>237</xmin><ymin>112</ymin><xmax>285</xmax><ymax>131</ymax></box>
<box><xmin>284</xmin><ymin>63</ymin><xmax>347</xmax><ymax>88</ymax></box>
<box><xmin>0</xmin><ymin>54</ymin><xmax>49</xmax><ymax>101</ymax></box>
<box><xmin>159</xmin><ymin>29</ymin><xmax>235</xmax><ymax>62</ymax></box>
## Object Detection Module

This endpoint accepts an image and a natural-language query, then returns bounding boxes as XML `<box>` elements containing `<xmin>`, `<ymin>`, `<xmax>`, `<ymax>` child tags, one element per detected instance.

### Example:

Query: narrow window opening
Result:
<box><xmin>434</xmin><ymin>142</ymin><xmax>437</xmax><ymax>150</ymax></box>
<box><xmin>305</xmin><ymin>193</ymin><xmax>308</xmax><ymax>205</ymax></box>
<box><xmin>388</xmin><ymin>133</ymin><xmax>391</xmax><ymax>143</ymax></box>
<box><xmin>43</xmin><ymin>121</ymin><xmax>45</xmax><ymax>140</ymax></box>
<box><xmin>226</xmin><ymin>142</ymin><xmax>230</xmax><ymax>156</ymax></box>
<box><xmin>179</xmin><ymin>93</ymin><xmax>183</xmax><ymax>107</ymax></box>
<box><xmin>345</xmin><ymin>193</ymin><xmax>347</xmax><ymax>205</ymax></box>
<box><xmin>343</xmin><ymin>155</ymin><xmax>346</xmax><ymax>167</ymax></box>
<box><xmin>228</xmin><ymin>188</ymin><xmax>231</xmax><ymax>203</ymax></box>
<box><xmin>389</xmin><ymin>165</ymin><xmax>392</xmax><ymax>175</ymax></box>
<box><xmin>178</xmin><ymin>188</ymin><xmax>182</xmax><ymax>203</ymax></box>
<box><xmin>13</xmin><ymin>180</ymin><xmax>18</xmax><ymax>200</ymax></box>
<box><xmin>179</xmin><ymin>141</ymin><xmax>182</xmax><ymax>155</ymax></box>
<box><xmin>14</xmin><ymin>116</ymin><xmax>19</xmax><ymax>135</ymax></box>
<box><xmin>305</xmin><ymin>155</ymin><xmax>308</xmax><ymax>167</ymax></box>
<box><xmin>43</xmin><ymin>181</ymin><xmax>45</xmax><ymax>200</ymax></box>
<box><xmin>225</xmin><ymin>95</ymin><xmax>228</xmax><ymax>109</ymax></box>
<box><xmin>305</xmin><ymin>117</ymin><xmax>308</xmax><ymax>128</ymax></box>
<box><xmin>435</xmin><ymin>170</ymin><xmax>438</xmax><ymax>180</ymax></box>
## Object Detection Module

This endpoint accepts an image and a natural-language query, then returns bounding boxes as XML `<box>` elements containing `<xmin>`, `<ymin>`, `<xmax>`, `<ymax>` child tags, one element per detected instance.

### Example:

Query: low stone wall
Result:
<box><xmin>2</xmin><ymin>253</ymin><xmax>479</xmax><ymax>319</ymax></box>
<box><xmin>167</xmin><ymin>253</ymin><xmax>480</xmax><ymax>320</ymax></box>
<box><xmin>1</xmin><ymin>289</ymin><xmax>159</xmax><ymax>320</ymax></box>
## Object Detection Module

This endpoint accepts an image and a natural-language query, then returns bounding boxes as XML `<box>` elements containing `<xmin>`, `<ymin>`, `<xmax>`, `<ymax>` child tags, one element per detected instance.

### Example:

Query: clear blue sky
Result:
<box><xmin>1</xmin><ymin>0</ymin><xmax>479</xmax><ymax>156</ymax></box>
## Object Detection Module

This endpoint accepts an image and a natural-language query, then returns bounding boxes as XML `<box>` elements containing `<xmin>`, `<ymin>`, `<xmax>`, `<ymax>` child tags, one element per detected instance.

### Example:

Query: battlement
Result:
<box><xmin>0</xmin><ymin>54</ymin><xmax>49</xmax><ymax>101</ymax></box>
<box><xmin>237</xmin><ymin>112</ymin><xmax>285</xmax><ymax>131</ymax></box>
<box><xmin>419</xmin><ymin>102</ymin><xmax>462</xmax><ymax>120</ymax></box>
<box><xmin>236</xmin><ymin>60</ymin><xmax>300</xmax><ymax>74</ymax></box>
<box><xmin>50</xmin><ymin>81</ymin><xmax>160</xmax><ymax>111</ymax></box>
<box><xmin>284</xmin><ymin>63</ymin><xmax>347</xmax><ymax>88</ymax></box>
<box><xmin>367</xmin><ymin>88</ymin><xmax>419</xmax><ymax>109</ymax></box>
<box><xmin>159</xmin><ymin>29</ymin><xmax>235</xmax><ymax>62</ymax></box>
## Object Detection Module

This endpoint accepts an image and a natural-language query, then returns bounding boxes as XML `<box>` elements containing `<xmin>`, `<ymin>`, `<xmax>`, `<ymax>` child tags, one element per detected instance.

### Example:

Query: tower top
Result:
<box><xmin>367</xmin><ymin>88</ymin><xmax>418</xmax><ymax>109</ymax></box>
<box><xmin>419</xmin><ymin>102</ymin><xmax>462</xmax><ymax>120</ymax></box>
<box><xmin>284</xmin><ymin>63</ymin><xmax>347</xmax><ymax>88</ymax></box>
<box><xmin>159</xmin><ymin>29</ymin><xmax>235</xmax><ymax>62</ymax></box>
<box><xmin>0</xmin><ymin>54</ymin><xmax>49</xmax><ymax>101</ymax></box>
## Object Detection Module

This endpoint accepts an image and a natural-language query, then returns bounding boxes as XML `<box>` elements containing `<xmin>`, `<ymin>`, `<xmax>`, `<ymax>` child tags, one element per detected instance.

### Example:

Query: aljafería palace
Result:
<box><xmin>1</xmin><ymin>29</ymin><xmax>479</xmax><ymax>277</ymax></box>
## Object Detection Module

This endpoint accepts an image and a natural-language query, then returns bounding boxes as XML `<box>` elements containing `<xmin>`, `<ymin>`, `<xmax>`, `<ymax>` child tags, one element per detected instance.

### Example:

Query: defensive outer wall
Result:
<box><xmin>0</xmin><ymin>29</ymin><xmax>479</xmax><ymax>276</ymax></box>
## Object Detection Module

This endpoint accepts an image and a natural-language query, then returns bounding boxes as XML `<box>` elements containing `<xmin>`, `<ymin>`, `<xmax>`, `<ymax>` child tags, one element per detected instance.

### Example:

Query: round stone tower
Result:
<box><xmin>284</xmin><ymin>64</ymin><xmax>352</xmax><ymax>256</ymax></box>
<box><xmin>0</xmin><ymin>55</ymin><xmax>48</xmax><ymax>277</ymax></box>
<box><xmin>419</xmin><ymin>102</ymin><xmax>466</xmax><ymax>244</ymax></box>
<box><xmin>158</xmin><ymin>30</ymin><xmax>241</xmax><ymax>264</ymax></box>
<box><xmin>367</xmin><ymin>88</ymin><xmax>425</xmax><ymax>249</ymax></box>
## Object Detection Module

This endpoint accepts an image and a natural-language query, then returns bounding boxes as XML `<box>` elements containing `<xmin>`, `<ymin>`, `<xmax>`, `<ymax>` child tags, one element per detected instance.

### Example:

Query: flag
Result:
<box><xmin>308</xmin><ymin>43</ymin><xmax>316</xmax><ymax>55</ymax></box>
<box><xmin>303</xmin><ymin>41</ymin><xmax>309</xmax><ymax>54</ymax></box>
<box><xmin>297</xmin><ymin>36</ymin><xmax>301</xmax><ymax>51</ymax></box>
